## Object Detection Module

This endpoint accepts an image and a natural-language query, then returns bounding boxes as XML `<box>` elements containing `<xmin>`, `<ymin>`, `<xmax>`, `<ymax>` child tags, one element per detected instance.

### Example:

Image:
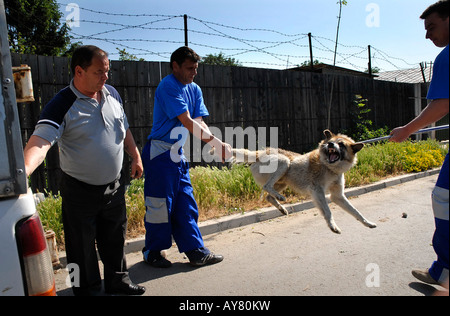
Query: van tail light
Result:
<box><xmin>17</xmin><ymin>213</ymin><xmax>56</xmax><ymax>296</ymax></box>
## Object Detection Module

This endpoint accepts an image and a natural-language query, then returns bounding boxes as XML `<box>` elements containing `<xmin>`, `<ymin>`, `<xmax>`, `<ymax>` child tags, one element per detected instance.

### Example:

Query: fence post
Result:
<box><xmin>308</xmin><ymin>33</ymin><xmax>314</xmax><ymax>70</ymax></box>
<box><xmin>184</xmin><ymin>14</ymin><xmax>189</xmax><ymax>47</ymax></box>
<box><xmin>414</xmin><ymin>83</ymin><xmax>424</xmax><ymax>140</ymax></box>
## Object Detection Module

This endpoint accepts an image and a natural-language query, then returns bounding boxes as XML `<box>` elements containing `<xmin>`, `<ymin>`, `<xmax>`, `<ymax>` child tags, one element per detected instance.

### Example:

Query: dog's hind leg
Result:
<box><xmin>267</xmin><ymin>195</ymin><xmax>289</xmax><ymax>216</ymax></box>
<box><xmin>261</xmin><ymin>158</ymin><xmax>290</xmax><ymax>202</ymax></box>
<box><xmin>266</xmin><ymin>183</ymin><xmax>289</xmax><ymax>215</ymax></box>
<box><xmin>310</xmin><ymin>187</ymin><xmax>342</xmax><ymax>234</ymax></box>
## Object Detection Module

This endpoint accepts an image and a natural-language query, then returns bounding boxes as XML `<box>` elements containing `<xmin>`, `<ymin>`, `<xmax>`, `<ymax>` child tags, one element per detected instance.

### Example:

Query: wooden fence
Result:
<box><xmin>11</xmin><ymin>53</ymin><xmax>426</xmax><ymax>194</ymax></box>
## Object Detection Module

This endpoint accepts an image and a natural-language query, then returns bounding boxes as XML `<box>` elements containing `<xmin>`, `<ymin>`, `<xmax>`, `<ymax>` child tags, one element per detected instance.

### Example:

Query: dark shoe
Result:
<box><xmin>143</xmin><ymin>248</ymin><xmax>172</xmax><ymax>268</ymax></box>
<box><xmin>105</xmin><ymin>282</ymin><xmax>146</xmax><ymax>296</ymax></box>
<box><xmin>190</xmin><ymin>253</ymin><xmax>224</xmax><ymax>267</ymax></box>
<box><xmin>148</xmin><ymin>256</ymin><xmax>173</xmax><ymax>268</ymax></box>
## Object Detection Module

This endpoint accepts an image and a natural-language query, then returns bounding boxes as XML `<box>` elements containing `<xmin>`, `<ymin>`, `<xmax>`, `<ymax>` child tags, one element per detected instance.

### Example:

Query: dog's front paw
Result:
<box><xmin>329</xmin><ymin>222</ymin><xmax>342</xmax><ymax>234</ymax></box>
<box><xmin>278</xmin><ymin>206</ymin><xmax>289</xmax><ymax>216</ymax></box>
<box><xmin>331</xmin><ymin>227</ymin><xmax>342</xmax><ymax>234</ymax></box>
<box><xmin>364</xmin><ymin>221</ymin><xmax>377</xmax><ymax>229</ymax></box>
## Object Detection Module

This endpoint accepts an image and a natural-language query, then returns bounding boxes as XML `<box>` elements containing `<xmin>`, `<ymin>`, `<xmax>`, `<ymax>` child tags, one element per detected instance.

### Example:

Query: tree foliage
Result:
<box><xmin>116</xmin><ymin>48</ymin><xmax>145</xmax><ymax>61</ymax></box>
<box><xmin>5</xmin><ymin>0</ymin><xmax>76</xmax><ymax>56</ymax></box>
<box><xmin>201</xmin><ymin>53</ymin><xmax>241</xmax><ymax>67</ymax></box>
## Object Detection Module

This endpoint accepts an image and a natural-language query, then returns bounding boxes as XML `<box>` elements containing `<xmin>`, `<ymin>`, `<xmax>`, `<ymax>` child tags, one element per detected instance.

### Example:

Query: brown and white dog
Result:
<box><xmin>230</xmin><ymin>130</ymin><xmax>377</xmax><ymax>234</ymax></box>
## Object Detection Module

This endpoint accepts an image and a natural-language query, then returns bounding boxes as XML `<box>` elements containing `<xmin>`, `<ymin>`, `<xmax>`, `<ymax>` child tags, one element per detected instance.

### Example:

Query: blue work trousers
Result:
<box><xmin>429</xmin><ymin>153</ymin><xmax>449</xmax><ymax>284</ymax></box>
<box><xmin>142</xmin><ymin>142</ymin><xmax>205</xmax><ymax>255</ymax></box>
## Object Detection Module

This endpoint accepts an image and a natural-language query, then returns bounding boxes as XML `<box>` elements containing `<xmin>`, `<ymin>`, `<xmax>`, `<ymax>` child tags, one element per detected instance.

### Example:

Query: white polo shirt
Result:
<box><xmin>32</xmin><ymin>80</ymin><xmax>129</xmax><ymax>185</ymax></box>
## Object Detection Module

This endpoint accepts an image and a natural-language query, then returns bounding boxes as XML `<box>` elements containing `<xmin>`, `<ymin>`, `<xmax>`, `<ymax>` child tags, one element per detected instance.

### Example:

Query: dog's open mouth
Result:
<box><xmin>328</xmin><ymin>148</ymin><xmax>341</xmax><ymax>164</ymax></box>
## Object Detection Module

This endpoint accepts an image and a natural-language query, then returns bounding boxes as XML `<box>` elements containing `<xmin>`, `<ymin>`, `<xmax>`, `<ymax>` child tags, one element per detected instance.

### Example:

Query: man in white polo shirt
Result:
<box><xmin>24</xmin><ymin>46</ymin><xmax>146</xmax><ymax>296</ymax></box>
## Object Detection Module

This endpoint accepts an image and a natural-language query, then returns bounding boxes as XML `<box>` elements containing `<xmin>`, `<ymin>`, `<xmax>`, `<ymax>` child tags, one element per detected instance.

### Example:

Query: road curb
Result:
<box><xmin>122</xmin><ymin>168</ymin><xmax>441</xmax><ymax>255</ymax></box>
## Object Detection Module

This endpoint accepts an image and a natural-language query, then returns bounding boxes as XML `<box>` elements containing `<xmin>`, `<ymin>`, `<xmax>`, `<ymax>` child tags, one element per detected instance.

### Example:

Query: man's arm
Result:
<box><xmin>124</xmin><ymin>129</ymin><xmax>143</xmax><ymax>179</ymax></box>
<box><xmin>178</xmin><ymin>111</ymin><xmax>232</xmax><ymax>160</ymax></box>
<box><xmin>390</xmin><ymin>98</ymin><xmax>449</xmax><ymax>143</ymax></box>
<box><xmin>23</xmin><ymin>135</ymin><xmax>52</xmax><ymax>177</ymax></box>
<box><xmin>194</xmin><ymin>116</ymin><xmax>213</xmax><ymax>137</ymax></box>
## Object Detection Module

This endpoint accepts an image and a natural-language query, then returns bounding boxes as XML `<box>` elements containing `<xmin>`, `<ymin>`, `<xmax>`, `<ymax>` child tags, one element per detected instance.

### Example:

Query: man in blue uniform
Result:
<box><xmin>390</xmin><ymin>0</ymin><xmax>449</xmax><ymax>287</ymax></box>
<box><xmin>142</xmin><ymin>47</ymin><xmax>232</xmax><ymax>268</ymax></box>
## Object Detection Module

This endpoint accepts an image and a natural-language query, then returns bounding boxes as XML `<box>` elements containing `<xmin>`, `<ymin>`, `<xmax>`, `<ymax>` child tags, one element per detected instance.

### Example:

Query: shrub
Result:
<box><xmin>125</xmin><ymin>178</ymin><xmax>146</xmax><ymax>238</ymax></box>
<box><xmin>399</xmin><ymin>141</ymin><xmax>446</xmax><ymax>173</ymax></box>
<box><xmin>345</xmin><ymin>139</ymin><xmax>447</xmax><ymax>186</ymax></box>
<box><xmin>344</xmin><ymin>95</ymin><xmax>390</xmax><ymax>142</ymax></box>
<box><xmin>36</xmin><ymin>192</ymin><xmax>64</xmax><ymax>247</ymax></box>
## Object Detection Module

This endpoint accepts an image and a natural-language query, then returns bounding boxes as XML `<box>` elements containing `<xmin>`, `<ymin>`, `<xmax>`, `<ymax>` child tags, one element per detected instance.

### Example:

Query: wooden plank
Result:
<box><xmin>10</xmin><ymin>52</ymin><xmax>22</xmax><ymax>66</ymax></box>
<box><xmin>38</xmin><ymin>55</ymin><xmax>55</xmax><ymax>85</ymax></box>
<box><xmin>53</xmin><ymin>56</ymin><xmax>71</xmax><ymax>86</ymax></box>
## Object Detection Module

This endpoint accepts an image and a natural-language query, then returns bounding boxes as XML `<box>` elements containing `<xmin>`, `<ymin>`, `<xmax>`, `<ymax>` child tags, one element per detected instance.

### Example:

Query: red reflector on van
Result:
<box><xmin>17</xmin><ymin>213</ymin><xmax>56</xmax><ymax>296</ymax></box>
<box><xmin>18</xmin><ymin>213</ymin><xmax>47</xmax><ymax>257</ymax></box>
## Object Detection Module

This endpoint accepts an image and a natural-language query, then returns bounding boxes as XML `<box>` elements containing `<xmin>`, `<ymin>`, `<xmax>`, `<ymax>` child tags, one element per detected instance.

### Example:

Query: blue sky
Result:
<box><xmin>57</xmin><ymin>0</ymin><xmax>444</xmax><ymax>72</ymax></box>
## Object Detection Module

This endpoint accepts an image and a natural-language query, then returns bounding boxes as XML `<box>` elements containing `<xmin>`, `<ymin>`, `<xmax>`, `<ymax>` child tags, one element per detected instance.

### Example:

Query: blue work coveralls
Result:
<box><xmin>427</xmin><ymin>45</ymin><xmax>449</xmax><ymax>283</ymax></box>
<box><xmin>142</xmin><ymin>73</ymin><xmax>210</xmax><ymax>260</ymax></box>
<box><xmin>142</xmin><ymin>143</ymin><xmax>205</xmax><ymax>255</ymax></box>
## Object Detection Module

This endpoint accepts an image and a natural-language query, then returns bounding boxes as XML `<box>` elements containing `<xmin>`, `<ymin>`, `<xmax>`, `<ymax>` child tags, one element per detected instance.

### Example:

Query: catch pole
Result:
<box><xmin>360</xmin><ymin>125</ymin><xmax>449</xmax><ymax>144</ymax></box>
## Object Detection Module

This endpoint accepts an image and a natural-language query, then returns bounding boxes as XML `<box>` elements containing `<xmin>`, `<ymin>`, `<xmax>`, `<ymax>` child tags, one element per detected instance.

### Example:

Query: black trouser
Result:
<box><xmin>60</xmin><ymin>171</ymin><xmax>129</xmax><ymax>296</ymax></box>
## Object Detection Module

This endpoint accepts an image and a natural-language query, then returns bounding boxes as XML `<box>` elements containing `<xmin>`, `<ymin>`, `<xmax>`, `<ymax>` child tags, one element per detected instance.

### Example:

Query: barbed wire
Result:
<box><xmin>60</xmin><ymin>3</ymin><xmax>424</xmax><ymax>71</ymax></box>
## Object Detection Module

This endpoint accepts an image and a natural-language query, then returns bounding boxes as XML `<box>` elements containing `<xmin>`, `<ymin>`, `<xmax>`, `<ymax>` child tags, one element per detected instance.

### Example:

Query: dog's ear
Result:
<box><xmin>351</xmin><ymin>143</ymin><xmax>364</xmax><ymax>153</ymax></box>
<box><xmin>323</xmin><ymin>130</ymin><xmax>333</xmax><ymax>140</ymax></box>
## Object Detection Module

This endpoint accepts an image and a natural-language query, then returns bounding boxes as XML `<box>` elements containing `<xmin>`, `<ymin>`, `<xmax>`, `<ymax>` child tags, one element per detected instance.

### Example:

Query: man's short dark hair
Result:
<box><xmin>170</xmin><ymin>46</ymin><xmax>201</xmax><ymax>70</ymax></box>
<box><xmin>420</xmin><ymin>0</ymin><xmax>449</xmax><ymax>20</ymax></box>
<box><xmin>71</xmin><ymin>45</ymin><xmax>109</xmax><ymax>74</ymax></box>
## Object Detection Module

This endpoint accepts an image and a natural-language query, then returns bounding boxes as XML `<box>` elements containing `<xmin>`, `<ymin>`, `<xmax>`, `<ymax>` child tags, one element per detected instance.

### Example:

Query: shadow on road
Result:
<box><xmin>409</xmin><ymin>282</ymin><xmax>439</xmax><ymax>296</ymax></box>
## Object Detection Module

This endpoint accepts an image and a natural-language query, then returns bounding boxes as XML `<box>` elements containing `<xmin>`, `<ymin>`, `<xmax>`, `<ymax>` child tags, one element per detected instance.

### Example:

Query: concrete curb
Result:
<box><xmin>122</xmin><ymin>168</ymin><xmax>441</xmax><ymax>255</ymax></box>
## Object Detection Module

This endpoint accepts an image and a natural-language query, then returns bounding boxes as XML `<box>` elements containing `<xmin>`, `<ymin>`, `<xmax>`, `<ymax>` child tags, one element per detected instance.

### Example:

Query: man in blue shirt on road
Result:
<box><xmin>391</xmin><ymin>0</ymin><xmax>449</xmax><ymax>288</ymax></box>
<box><xmin>142</xmin><ymin>47</ymin><xmax>232</xmax><ymax>268</ymax></box>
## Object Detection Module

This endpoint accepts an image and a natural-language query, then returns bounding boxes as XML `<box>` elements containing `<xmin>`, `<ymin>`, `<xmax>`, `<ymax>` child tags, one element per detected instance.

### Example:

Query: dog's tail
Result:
<box><xmin>209</xmin><ymin>147</ymin><xmax>265</xmax><ymax>165</ymax></box>
<box><xmin>210</xmin><ymin>147</ymin><xmax>279</xmax><ymax>165</ymax></box>
<box><xmin>230</xmin><ymin>148</ymin><xmax>261</xmax><ymax>165</ymax></box>
<box><xmin>230</xmin><ymin>148</ymin><xmax>281</xmax><ymax>165</ymax></box>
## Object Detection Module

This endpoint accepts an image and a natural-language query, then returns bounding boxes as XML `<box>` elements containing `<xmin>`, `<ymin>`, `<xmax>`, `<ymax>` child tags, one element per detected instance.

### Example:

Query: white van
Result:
<box><xmin>0</xmin><ymin>0</ymin><xmax>56</xmax><ymax>296</ymax></box>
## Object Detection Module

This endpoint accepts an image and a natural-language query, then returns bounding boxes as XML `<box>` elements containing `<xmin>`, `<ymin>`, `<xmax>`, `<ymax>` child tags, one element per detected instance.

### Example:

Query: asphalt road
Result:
<box><xmin>55</xmin><ymin>175</ymin><xmax>447</xmax><ymax>297</ymax></box>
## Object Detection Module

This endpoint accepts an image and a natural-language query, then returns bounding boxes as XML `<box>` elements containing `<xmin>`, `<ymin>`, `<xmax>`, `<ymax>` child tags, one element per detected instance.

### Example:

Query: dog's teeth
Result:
<box><xmin>329</xmin><ymin>153</ymin><xmax>339</xmax><ymax>162</ymax></box>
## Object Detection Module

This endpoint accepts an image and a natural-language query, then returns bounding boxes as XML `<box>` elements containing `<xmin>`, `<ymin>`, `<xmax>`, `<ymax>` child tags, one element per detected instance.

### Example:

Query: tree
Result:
<box><xmin>201</xmin><ymin>53</ymin><xmax>241</xmax><ymax>66</ymax></box>
<box><xmin>364</xmin><ymin>67</ymin><xmax>380</xmax><ymax>74</ymax></box>
<box><xmin>300</xmin><ymin>59</ymin><xmax>320</xmax><ymax>68</ymax></box>
<box><xmin>116</xmin><ymin>48</ymin><xmax>145</xmax><ymax>61</ymax></box>
<box><xmin>5</xmin><ymin>0</ymin><xmax>73</xmax><ymax>56</ymax></box>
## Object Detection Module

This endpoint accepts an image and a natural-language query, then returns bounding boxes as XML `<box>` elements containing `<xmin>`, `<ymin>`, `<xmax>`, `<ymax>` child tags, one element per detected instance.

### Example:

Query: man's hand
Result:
<box><xmin>178</xmin><ymin>111</ymin><xmax>233</xmax><ymax>162</ymax></box>
<box><xmin>124</xmin><ymin>129</ymin><xmax>143</xmax><ymax>179</ymax></box>
<box><xmin>208</xmin><ymin>138</ymin><xmax>233</xmax><ymax>162</ymax></box>
<box><xmin>389</xmin><ymin>126</ymin><xmax>412</xmax><ymax>143</ymax></box>
<box><xmin>130</xmin><ymin>156</ymin><xmax>144</xmax><ymax>179</ymax></box>
<box><xmin>390</xmin><ymin>99</ymin><xmax>449</xmax><ymax>143</ymax></box>
<box><xmin>222</xmin><ymin>142</ymin><xmax>233</xmax><ymax>161</ymax></box>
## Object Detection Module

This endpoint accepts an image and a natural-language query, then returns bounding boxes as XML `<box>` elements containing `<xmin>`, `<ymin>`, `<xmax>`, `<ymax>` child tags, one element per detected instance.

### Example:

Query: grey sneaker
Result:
<box><xmin>190</xmin><ymin>253</ymin><xmax>224</xmax><ymax>267</ymax></box>
<box><xmin>412</xmin><ymin>269</ymin><xmax>440</xmax><ymax>285</ymax></box>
